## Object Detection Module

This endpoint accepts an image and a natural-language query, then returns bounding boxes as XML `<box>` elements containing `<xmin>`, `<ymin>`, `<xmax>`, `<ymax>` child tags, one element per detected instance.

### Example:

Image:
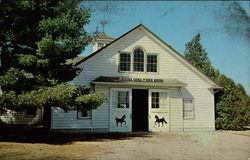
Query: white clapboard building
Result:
<box><xmin>51</xmin><ymin>24</ymin><xmax>220</xmax><ymax>132</ymax></box>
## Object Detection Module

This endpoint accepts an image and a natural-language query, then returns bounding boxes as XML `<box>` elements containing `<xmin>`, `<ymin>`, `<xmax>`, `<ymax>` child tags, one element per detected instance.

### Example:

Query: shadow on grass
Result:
<box><xmin>0</xmin><ymin>127</ymin><xmax>153</xmax><ymax>145</ymax></box>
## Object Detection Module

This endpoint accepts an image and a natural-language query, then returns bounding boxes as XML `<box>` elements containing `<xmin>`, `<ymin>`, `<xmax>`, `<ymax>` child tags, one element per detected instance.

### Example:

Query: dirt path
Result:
<box><xmin>0</xmin><ymin>131</ymin><xmax>249</xmax><ymax>160</ymax></box>
<box><xmin>90</xmin><ymin>131</ymin><xmax>250</xmax><ymax>160</ymax></box>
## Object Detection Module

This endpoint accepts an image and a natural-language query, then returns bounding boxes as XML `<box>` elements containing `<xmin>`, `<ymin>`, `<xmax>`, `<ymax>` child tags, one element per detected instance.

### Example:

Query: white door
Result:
<box><xmin>110</xmin><ymin>88</ymin><xmax>132</xmax><ymax>132</ymax></box>
<box><xmin>149</xmin><ymin>89</ymin><xmax>170</xmax><ymax>132</ymax></box>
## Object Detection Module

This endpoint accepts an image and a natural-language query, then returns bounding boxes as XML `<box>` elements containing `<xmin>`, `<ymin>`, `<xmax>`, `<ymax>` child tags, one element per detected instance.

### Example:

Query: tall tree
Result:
<box><xmin>0</xmin><ymin>0</ymin><xmax>91</xmax><ymax>93</ymax></box>
<box><xmin>0</xmin><ymin>0</ymin><xmax>105</xmax><ymax>123</ymax></box>
<box><xmin>184</xmin><ymin>33</ymin><xmax>250</xmax><ymax>130</ymax></box>
<box><xmin>184</xmin><ymin>33</ymin><xmax>210</xmax><ymax>70</ymax></box>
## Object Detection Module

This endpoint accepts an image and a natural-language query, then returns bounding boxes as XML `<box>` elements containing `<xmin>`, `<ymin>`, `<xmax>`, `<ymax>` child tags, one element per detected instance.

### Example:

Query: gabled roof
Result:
<box><xmin>66</xmin><ymin>56</ymin><xmax>86</xmax><ymax>65</ymax></box>
<box><xmin>75</xmin><ymin>24</ymin><xmax>221</xmax><ymax>89</ymax></box>
<box><xmin>75</xmin><ymin>24</ymin><xmax>142</xmax><ymax>66</ymax></box>
<box><xmin>93</xmin><ymin>33</ymin><xmax>115</xmax><ymax>41</ymax></box>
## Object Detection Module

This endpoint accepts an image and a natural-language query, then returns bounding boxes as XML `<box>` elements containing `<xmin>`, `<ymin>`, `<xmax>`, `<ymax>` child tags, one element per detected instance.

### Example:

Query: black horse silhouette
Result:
<box><xmin>115</xmin><ymin>115</ymin><xmax>126</xmax><ymax>127</ymax></box>
<box><xmin>155</xmin><ymin>115</ymin><xmax>167</xmax><ymax>127</ymax></box>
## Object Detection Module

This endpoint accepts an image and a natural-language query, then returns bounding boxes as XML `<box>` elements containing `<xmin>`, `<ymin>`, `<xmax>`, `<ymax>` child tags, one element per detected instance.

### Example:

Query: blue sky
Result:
<box><xmin>81</xmin><ymin>1</ymin><xmax>250</xmax><ymax>94</ymax></box>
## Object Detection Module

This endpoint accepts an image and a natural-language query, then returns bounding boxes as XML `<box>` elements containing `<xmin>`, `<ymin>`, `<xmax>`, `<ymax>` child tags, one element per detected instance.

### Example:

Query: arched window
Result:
<box><xmin>133</xmin><ymin>48</ymin><xmax>144</xmax><ymax>72</ymax></box>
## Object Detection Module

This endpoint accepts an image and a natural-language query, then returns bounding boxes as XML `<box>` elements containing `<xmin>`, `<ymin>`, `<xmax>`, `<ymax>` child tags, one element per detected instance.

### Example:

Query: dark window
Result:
<box><xmin>133</xmin><ymin>48</ymin><xmax>144</xmax><ymax>72</ymax></box>
<box><xmin>97</xmin><ymin>43</ymin><xmax>105</xmax><ymax>49</ymax></box>
<box><xmin>77</xmin><ymin>110</ymin><xmax>92</xmax><ymax>118</ymax></box>
<box><xmin>151</xmin><ymin>92</ymin><xmax>159</xmax><ymax>108</ymax></box>
<box><xmin>118</xmin><ymin>91</ymin><xmax>129</xmax><ymax>108</ymax></box>
<box><xmin>119</xmin><ymin>53</ymin><xmax>131</xmax><ymax>71</ymax></box>
<box><xmin>147</xmin><ymin>55</ymin><xmax>157</xmax><ymax>72</ymax></box>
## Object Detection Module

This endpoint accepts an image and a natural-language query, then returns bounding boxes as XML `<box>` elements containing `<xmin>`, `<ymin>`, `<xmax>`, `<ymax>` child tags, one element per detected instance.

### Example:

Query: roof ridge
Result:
<box><xmin>75</xmin><ymin>24</ymin><xmax>220</xmax><ymax>89</ymax></box>
<box><xmin>75</xmin><ymin>24</ymin><xmax>142</xmax><ymax>66</ymax></box>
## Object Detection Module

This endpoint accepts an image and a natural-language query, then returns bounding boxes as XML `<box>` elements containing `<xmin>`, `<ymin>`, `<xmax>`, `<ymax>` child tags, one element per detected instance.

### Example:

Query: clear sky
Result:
<box><xmin>81</xmin><ymin>1</ymin><xmax>250</xmax><ymax>94</ymax></box>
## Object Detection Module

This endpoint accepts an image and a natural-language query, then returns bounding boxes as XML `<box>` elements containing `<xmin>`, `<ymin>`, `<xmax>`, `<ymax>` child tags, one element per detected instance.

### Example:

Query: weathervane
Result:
<box><xmin>100</xmin><ymin>20</ymin><xmax>108</xmax><ymax>33</ymax></box>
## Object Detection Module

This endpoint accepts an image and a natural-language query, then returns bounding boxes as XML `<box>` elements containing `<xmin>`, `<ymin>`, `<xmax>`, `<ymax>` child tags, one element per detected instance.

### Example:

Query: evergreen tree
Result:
<box><xmin>0</xmin><ymin>0</ymin><xmax>91</xmax><ymax>93</ymax></box>
<box><xmin>184</xmin><ymin>33</ymin><xmax>250</xmax><ymax>130</ymax></box>
<box><xmin>0</xmin><ymin>0</ymin><xmax>105</xmax><ymax>120</ymax></box>
<box><xmin>184</xmin><ymin>33</ymin><xmax>210</xmax><ymax>70</ymax></box>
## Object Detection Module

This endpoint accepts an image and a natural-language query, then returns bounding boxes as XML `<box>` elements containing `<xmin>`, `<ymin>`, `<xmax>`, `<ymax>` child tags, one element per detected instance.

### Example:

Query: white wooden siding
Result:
<box><xmin>62</xmin><ymin>27</ymin><xmax>215</xmax><ymax>131</ymax></box>
<box><xmin>168</xmin><ymin>88</ymin><xmax>184</xmax><ymax>132</ymax></box>
<box><xmin>51</xmin><ymin>108</ymin><xmax>92</xmax><ymax>129</ymax></box>
<box><xmin>170</xmin><ymin>98</ymin><xmax>183</xmax><ymax>132</ymax></box>
<box><xmin>0</xmin><ymin>109</ymin><xmax>43</xmax><ymax>125</ymax></box>
<box><xmin>92</xmin><ymin>87</ymin><xmax>109</xmax><ymax>128</ymax></box>
<box><xmin>51</xmin><ymin>87</ymin><xmax>110</xmax><ymax>130</ymax></box>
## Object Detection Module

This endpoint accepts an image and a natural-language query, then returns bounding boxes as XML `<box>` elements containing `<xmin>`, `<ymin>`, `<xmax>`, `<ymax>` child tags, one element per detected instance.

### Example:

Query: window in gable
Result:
<box><xmin>133</xmin><ymin>48</ymin><xmax>144</xmax><ymax>72</ymax></box>
<box><xmin>147</xmin><ymin>55</ymin><xmax>157</xmax><ymax>72</ymax></box>
<box><xmin>119</xmin><ymin>53</ymin><xmax>131</xmax><ymax>72</ymax></box>
<box><xmin>97</xmin><ymin>43</ymin><xmax>105</xmax><ymax>49</ymax></box>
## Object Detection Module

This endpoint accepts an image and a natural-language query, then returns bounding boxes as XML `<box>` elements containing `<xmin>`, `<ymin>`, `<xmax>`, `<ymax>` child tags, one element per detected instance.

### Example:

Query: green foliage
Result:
<box><xmin>0</xmin><ymin>84</ymin><xmax>106</xmax><ymax>113</ymax></box>
<box><xmin>184</xmin><ymin>33</ymin><xmax>210</xmax><ymax>70</ymax></box>
<box><xmin>0</xmin><ymin>0</ymin><xmax>91</xmax><ymax>91</ymax></box>
<box><xmin>0</xmin><ymin>1</ymin><xmax>105</xmax><ymax>115</ymax></box>
<box><xmin>75</xmin><ymin>92</ymin><xmax>106</xmax><ymax>111</ymax></box>
<box><xmin>215</xmin><ymin>75</ymin><xmax>250</xmax><ymax>130</ymax></box>
<box><xmin>184</xmin><ymin>33</ymin><xmax>250</xmax><ymax>130</ymax></box>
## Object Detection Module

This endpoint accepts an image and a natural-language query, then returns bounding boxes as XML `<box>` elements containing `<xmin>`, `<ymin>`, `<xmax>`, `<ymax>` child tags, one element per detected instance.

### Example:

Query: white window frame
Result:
<box><xmin>77</xmin><ymin>110</ymin><xmax>92</xmax><ymax>119</ymax></box>
<box><xmin>183</xmin><ymin>99</ymin><xmax>195</xmax><ymax>119</ymax></box>
<box><xmin>147</xmin><ymin>54</ymin><xmax>158</xmax><ymax>73</ymax></box>
<box><xmin>111</xmin><ymin>90</ymin><xmax>130</xmax><ymax>109</ymax></box>
<box><xmin>118</xmin><ymin>47</ymin><xmax>159</xmax><ymax>74</ymax></box>
<box><xmin>133</xmin><ymin>47</ymin><xmax>145</xmax><ymax>73</ymax></box>
<box><xmin>119</xmin><ymin>52</ymin><xmax>131</xmax><ymax>72</ymax></box>
<box><xmin>151</xmin><ymin>91</ymin><xmax>168</xmax><ymax>109</ymax></box>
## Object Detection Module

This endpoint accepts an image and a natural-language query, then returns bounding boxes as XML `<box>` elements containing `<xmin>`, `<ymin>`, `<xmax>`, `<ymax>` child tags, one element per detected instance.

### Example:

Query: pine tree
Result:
<box><xmin>0</xmin><ymin>1</ymin><xmax>105</xmax><ymax>120</ymax></box>
<box><xmin>184</xmin><ymin>33</ymin><xmax>210</xmax><ymax>70</ymax></box>
<box><xmin>184</xmin><ymin>33</ymin><xmax>250</xmax><ymax>130</ymax></box>
<box><xmin>0</xmin><ymin>0</ymin><xmax>91</xmax><ymax>93</ymax></box>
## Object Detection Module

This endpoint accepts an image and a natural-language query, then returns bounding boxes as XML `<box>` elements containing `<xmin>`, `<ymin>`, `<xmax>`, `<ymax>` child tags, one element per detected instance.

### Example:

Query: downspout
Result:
<box><xmin>179</xmin><ymin>87</ymin><xmax>184</xmax><ymax>132</ymax></box>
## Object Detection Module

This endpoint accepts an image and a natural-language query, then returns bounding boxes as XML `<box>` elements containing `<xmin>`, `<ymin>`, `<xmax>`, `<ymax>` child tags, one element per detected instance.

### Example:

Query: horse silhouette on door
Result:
<box><xmin>115</xmin><ymin>115</ymin><xmax>126</xmax><ymax>127</ymax></box>
<box><xmin>155</xmin><ymin>115</ymin><xmax>167</xmax><ymax>127</ymax></box>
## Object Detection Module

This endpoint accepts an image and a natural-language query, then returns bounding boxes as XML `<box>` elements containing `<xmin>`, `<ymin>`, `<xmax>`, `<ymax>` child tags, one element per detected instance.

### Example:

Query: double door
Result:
<box><xmin>109</xmin><ymin>88</ymin><xmax>169</xmax><ymax>132</ymax></box>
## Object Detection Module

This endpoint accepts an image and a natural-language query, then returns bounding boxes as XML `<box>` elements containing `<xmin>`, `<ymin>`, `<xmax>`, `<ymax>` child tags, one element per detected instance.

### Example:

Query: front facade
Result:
<box><xmin>51</xmin><ymin>24</ymin><xmax>220</xmax><ymax>132</ymax></box>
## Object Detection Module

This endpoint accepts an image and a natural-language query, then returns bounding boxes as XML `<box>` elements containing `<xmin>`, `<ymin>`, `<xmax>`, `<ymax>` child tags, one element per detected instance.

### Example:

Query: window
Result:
<box><xmin>151</xmin><ymin>92</ymin><xmax>167</xmax><ymax>108</ymax></box>
<box><xmin>152</xmin><ymin>92</ymin><xmax>159</xmax><ymax>108</ymax></box>
<box><xmin>183</xmin><ymin>99</ymin><xmax>195</xmax><ymax>119</ymax></box>
<box><xmin>147</xmin><ymin>55</ymin><xmax>157</xmax><ymax>72</ymax></box>
<box><xmin>119</xmin><ymin>53</ymin><xmax>131</xmax><ymax>71</ymax></box>
<box><xmin>97</xmin><ymin>43</ymin><xmax>105</xmax><ymax>49</ymax></box>
<box><xmin>77</xmin><ymin>110</ymin><xmax>92</xmax><ymax>119</ymax></box>
<box><xmin>112</xmin><ymin>91</ymin><xmax>129</xmax><ymax>108</ymax></box>
<box><xmin>133</xmin><ymin>48</ymin><xmax>144</xmax><ymax>72</ymax></box>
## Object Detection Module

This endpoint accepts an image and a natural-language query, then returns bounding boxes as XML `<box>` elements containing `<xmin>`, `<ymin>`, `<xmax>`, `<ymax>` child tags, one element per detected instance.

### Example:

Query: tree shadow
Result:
<box><xmin>0</xmin><ymin>127</ymin><xmax>153</xmax><ymax>145</ymax></box>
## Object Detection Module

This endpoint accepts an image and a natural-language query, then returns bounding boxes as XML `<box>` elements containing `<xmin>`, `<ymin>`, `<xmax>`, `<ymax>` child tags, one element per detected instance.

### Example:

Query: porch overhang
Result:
<box><xmin>91</xmin><ymin>76</ymin><xmax>187</xmax><ymax>89</ymax></box>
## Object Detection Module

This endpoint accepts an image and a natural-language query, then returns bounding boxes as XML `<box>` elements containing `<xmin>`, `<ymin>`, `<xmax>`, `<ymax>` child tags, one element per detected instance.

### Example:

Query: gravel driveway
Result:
<box><xmin>85</xmin><ymin>131</ymin><xmax>250</xmax><ymax>160</ymax></box>
<box><xmin>0</xmin><ymin>130</ymin><xmax>249</xmax><ymax>160</ymax></box>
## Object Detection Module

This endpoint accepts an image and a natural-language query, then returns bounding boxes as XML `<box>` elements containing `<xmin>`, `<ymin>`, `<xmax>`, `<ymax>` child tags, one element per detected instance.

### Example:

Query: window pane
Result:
<box><xmin>98</xmin><ymin>43</ymin><xmax>105</xmax><ymax>49</ymax></box>
<box><xmin>147</xmin><ymin>55</ymin><xmax>157</xmax><ymax>72</ymax></box>
<box><xmin>117</xmin><ymin>91</ymin><xmax>129</xmax><ymax>108</ymax></box>
<box><xmin>183</xmin><ymin>99</ymin><xmax>194</xmax><ymax>119</ymax></box>
<box><xmin>78</xmin><ymin>110</ymin><xmax>91</xmax><ymax>118</ymax></box>
<box><xmin>134</xmin><ymin>63</ymin><xmax>144</xmax><ymax>72</ymax></box>
<box><xmin>134</xmin><ymin>48</ymin><xmax>144</xmax><ymax>72</ymax></box>
<box><xmin>151</xmin><ymin>92</ymin><xmax>159</xmax><ymax>108</ymax></box>
<box><xmin>119</xmin><ymin>53</ymin><xmax>131</xmax><ymax>71</ymax></box>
